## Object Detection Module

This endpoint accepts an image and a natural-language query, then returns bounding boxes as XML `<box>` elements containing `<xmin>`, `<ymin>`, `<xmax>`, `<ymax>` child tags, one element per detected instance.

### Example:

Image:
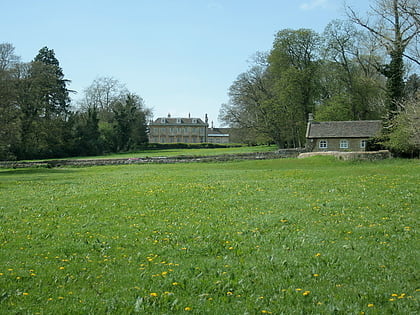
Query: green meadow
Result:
<box><xmin>0</xmin><ymin>157</ymin><xmax>418</xmax><ymax>314</ymax></box>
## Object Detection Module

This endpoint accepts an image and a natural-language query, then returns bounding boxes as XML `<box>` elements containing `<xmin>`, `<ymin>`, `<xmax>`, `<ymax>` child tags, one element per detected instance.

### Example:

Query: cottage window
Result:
<box><xmin>360</xmin><ymin>140</ymin><xmax>367</xmax><ymax>149</ymax></box>
<box><xmin>340</xmin><ymin>139</ymin><xmax>349</xmax><ymax>149</ymax></box>
<box><xmin>192</xmin><ymin>118</ymin><xmax>197</xmax><ymax>123</ymax></box>
<box><xmin>319</xmin><ymin>140</ymin><xmax>328</xmax><ymax>149</ymax></box>
<box><xmin>176</xmin><ymin>118</ymin><xmax>182</xmax><ymax>124</ymax></box>
<box><xmin>160</xmin><ymin>118</ymin><xmax>166</xmax><ymax>123</ymax></box>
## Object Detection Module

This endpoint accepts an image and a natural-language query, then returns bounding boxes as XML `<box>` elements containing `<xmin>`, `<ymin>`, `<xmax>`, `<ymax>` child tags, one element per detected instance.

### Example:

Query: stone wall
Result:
<box><xmin>0</xmin><ymin>151</ymin><xmax>302</xmax><ymax>169</ymax></box>
<box><xmin>298</xmin><ymin>150</ymin><xmax>392</xmax><ymax>161</ymax></box>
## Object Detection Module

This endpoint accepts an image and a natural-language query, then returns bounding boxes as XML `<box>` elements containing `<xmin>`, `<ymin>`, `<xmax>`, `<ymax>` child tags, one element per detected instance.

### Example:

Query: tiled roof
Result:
<box><xmin>306</xmin><ymin>120</ymin><xmax>382</xmax><ymax>138</ymax></box>
<box><xmin>207</xmin><ymin>128</ymin><xmax>230</xmax><ymax>136</ymax></box>
<box><xmin>151</xmin><ymin>117</ymin><xmax>207</xmax><ymax>125</ymax></box>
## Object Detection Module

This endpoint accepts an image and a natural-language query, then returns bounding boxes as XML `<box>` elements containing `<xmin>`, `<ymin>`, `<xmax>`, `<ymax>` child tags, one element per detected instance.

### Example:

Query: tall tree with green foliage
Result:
<box><xmin>0</xmin><ymin>43</ymin><xmax>21</xmax><ymax>160</ymax></box>
<box><xmin>17</xmin><ymin>46</ymin><xmax>72</xmax><ymax>158</ymax></box>
<box><xmin>267</xmin><ymin>29</ymin><xmax>321</xmax><ymax>147</ymax></box>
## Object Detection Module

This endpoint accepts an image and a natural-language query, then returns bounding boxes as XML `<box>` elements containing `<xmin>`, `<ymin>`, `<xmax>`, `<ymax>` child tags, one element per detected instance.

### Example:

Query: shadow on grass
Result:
<box><xmin>0</xmin><ymin>168</ymin><xmax>76</xmax><ymax>176</ymax></box>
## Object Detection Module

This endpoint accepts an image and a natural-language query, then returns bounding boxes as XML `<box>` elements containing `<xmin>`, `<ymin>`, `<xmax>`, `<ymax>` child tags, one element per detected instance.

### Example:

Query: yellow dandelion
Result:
<box><xmin>22</xmin><ymin>292</ymin><xmax>29</xmax><ymax>296</ymax></box>
<box><xmin>313</xmin><ymin>273</ymin><xmax>319</xmax><ymax>277</ymax></box>
<box><xmin>150</xmin><ymin>292</ymin><xmax>158</xmax><ymax>297</ymax></box>
<box><xmin>315</xmin><ymin>253</ymin><xmax>321</xmax><ymax>257</ymax></box>
<box><xmin>226</xmin><ymin>291</ymin><xmax>234</xmax><ymax>295</ymax></box>
<box><xmin>59</xmin><ymin>266</ymin><xmax>65</xmax><ymax>270</ymax></box>
<box><xmin>184</xmin><ymin>306</ymin><xmax>192</xmax><ymax>311</ymax></box>
<box><xmin>367</xmin><ymin>303</ymin><xmax>374</xmax><ymax>307</ymax></box>
<box><xmin>303</xmin><ymin>291</ymin><xmax>310</xmax><ymax>296</ymax></box>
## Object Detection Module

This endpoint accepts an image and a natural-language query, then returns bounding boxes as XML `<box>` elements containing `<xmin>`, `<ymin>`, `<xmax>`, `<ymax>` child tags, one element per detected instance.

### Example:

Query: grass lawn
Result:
<box><xmin>0</xmin><ymin>157</ymin><xmax>418</xmax><ymax>314</ymax></box>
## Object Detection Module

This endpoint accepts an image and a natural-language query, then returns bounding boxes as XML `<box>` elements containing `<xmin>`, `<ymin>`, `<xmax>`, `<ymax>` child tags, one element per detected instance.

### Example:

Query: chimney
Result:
<box><xmin>167</xmin><ymin>113</ymin><xmax>171</xmax><ymax>118</ymax></box>
<box><xmin>205</xmin><ymin>113</ymin><xmax>208</xmax><ymax>124</ymax></box>
<box><xmin>308</xmin><ymin>113</ymin><xmax>314</xmax><ymax>123</ymax></box>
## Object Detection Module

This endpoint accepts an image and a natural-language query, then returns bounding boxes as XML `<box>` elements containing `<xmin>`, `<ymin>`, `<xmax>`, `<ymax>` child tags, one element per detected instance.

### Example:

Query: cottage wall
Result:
<box><xmin>311</xmin><ymin>138</ymin><xmax>369</xmax><ymax>152</ymax></box>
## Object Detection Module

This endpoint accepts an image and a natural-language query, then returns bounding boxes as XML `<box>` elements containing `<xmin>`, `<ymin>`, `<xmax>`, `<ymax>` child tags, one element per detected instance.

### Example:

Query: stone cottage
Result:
<box><xmin>305</xmin><ymin>116</ymin><xmax>382</xmax><ymax>152</ymax></box>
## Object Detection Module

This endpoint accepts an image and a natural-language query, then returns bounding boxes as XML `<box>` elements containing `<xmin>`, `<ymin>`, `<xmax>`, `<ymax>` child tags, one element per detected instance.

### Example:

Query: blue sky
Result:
<box><xmin>1</xmin><ymin>0</ymin><xmax>371</xmax><ymax>125</ymax></box>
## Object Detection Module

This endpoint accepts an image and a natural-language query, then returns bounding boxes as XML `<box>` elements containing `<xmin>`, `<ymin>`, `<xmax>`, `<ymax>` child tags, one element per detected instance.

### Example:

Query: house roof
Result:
<box><xmin>306</xmin><ymin>120</ymin><xmax>382</xmax><ymax>138</ymax></box>
<box><xmin>151</xmin><ymin>117</ymin><xmax>207</xmax><ymax>126</ymax></box>
<box><xmin>207</xmin><ymin>128</ymin><xmax>230</xmax><ymax>137</ymax></box>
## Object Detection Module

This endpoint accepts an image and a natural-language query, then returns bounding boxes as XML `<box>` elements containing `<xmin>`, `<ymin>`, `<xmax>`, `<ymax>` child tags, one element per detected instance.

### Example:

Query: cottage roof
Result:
<box><xmin>306</xmin><ymin>120</ymin><xmax>382</xmax><ymax>138</ymax></box>
<box><xmin>151</xmin><ymin>117</ymin><xmax>207</xmax><ymax>126</ymax></box>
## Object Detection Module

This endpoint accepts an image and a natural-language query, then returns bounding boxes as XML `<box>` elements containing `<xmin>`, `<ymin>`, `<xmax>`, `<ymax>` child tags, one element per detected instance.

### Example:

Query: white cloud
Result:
<box><xmin>299</xmin><ymin>0</ymin><xmax>329</xmax><ymax>10</ymax></box>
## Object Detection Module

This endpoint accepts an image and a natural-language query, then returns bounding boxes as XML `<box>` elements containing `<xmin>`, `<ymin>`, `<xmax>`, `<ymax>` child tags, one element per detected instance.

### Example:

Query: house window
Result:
<box><xmin>192</xmin><ymin>118</ymin><xmax>197</xmax><ymax>123</ymax></box>
<box><xmin>340</xmin><ymin>139</ymin><xmax>349</xmax><ymax>149</ymax></box>
<box><xmin>160</xmin><ymin>118</ymin><xmax>166</xmax><ymax>123</ymax></box>
<box><xmin>360</xmin><ymin>140</ymin><xmax>367</xmax><ymax>149</ymax></box>
<box><xmin>176</xmin><ymin>118</ymin><xmax>182</xmax><ymax>124</ymax></box>
<box><xmin>319</xmin><ymin>140</ymin><xmax>328</xmax><ymax>149</ymax></box>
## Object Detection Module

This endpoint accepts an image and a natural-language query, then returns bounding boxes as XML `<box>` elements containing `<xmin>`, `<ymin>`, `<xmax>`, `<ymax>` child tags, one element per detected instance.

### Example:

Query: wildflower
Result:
<box><xmin>315</xmin><ymin>253</ymin><xmax>321</xmax><ymax>257</ymax></box>
<box><xmin>261</xmin><ymin>311</ymin><xmax>272</xmax><ymax>314</ymax></box>
<box><xmin>313</xmin><ymin>274</ymin><xmax>319</xmax><ymax>277</ymax></box>
<box><xmin>22</xmin><ymin>292</ymin><xmax>29</xmax><ymax>296</ymax></box>
<box><xmin>150</xmin><ymin>292</ymin><xmax>158</xmax><ymax>297</ymax></box>
<box><xmin>58</xmin><ymin>296</ymin><xmax>64</xmax><ymax>300</ymax></box>
<box><xmin>227</xmin><ymin>291</ymin><xmax>234</xmax><ymax>295</ymax></box>
<box><xmin>303</xmin><ymin>291</ymin><xmax>310</xmax><ymax>296</ymax></box>
<box><xmin>172</xmin><ymin>282</ymin><xmax>180</xmax><ymax>286</ymax></box>
<box><xmin>59</xmin><ymin>266</ymin><xmax>65</xmax><ymax>270</ymax></box>
<box><xmin>184</xmin><ymin>307</ymin><xmax>192</xmax><ymax>311</ymax></box>
<box><xmin>367</xmin><ymin>303</ymin><xmax>374</xmax><ymax>307</ymax></box>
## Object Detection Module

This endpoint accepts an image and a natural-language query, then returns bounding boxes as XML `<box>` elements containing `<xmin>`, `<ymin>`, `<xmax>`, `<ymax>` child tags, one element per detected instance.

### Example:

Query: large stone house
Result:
<box><xmin>148</xmin><ymin>114</ymin><xmax>208</xmax><ymax>143</ymax></box>
<box><xmin>305</xmin><ymin>117</ymin><xmax>382</xmax><ymax>152</ymax></box>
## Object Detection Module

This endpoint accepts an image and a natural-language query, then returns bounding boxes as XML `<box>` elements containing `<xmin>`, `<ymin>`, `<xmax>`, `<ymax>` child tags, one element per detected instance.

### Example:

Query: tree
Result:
<box><xmin>17</xmin><ymin>46</ymin><xmax>72</xmax><ymax>159</ymax></box>
<box><xmin>219</xmin><ymin>55</ymin><xmax>275</xmax><ymax>145</ymax></box>
<box><xmin>112</xmin><ymin>93</ymin><xmax>149</xmax><ymax>151</ymax></box>
<box><xmin>0</xmin><ymin>43</ymin><xmax>21</xmax><ymax>160</ymax></box>
<box><xmin>220</xmin><ymin>30</ymin><xmax>322</xmax><ymax>147</ymax></box>
<box><xmin>318</xmin><ymin>20</ymin><xmax>386</xmax><ymax>121</ymax></box>
<box><xmin>79</xmin><ymin>76</ymin><xmax>128</xmax><ymax>122</ymax></box>
<box><xmin>267</xmin><ymin>29</ymin><xmax>321</xmax><ymax>147</ymax></box>
<box><xmin>384</xmin><ymin>92</ymin><xmax>420</xmax><ymax>156</ymax></box>
<box><xmin>347</xmin><ymin>0</ymin><xmax>420</xmax><ymax>111</ymax></box>
<box><xmin>76</xmin><ymin>77</ymin><xmax>151</xmax><ymax>153</ymax></box>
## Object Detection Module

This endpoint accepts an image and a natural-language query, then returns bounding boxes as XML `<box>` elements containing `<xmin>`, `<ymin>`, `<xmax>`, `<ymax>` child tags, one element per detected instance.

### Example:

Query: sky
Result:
<box><xmin>1</xmin><ymin>0</ymin><xmax>372</xmax><ymax>126</ymax></box>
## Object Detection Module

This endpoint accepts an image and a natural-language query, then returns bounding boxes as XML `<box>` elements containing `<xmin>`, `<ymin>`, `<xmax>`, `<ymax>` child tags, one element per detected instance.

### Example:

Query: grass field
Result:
<box><xmin>0</xmin><ymin>157</ymin><xmax>418</xmax><ymax>314</ymax></box>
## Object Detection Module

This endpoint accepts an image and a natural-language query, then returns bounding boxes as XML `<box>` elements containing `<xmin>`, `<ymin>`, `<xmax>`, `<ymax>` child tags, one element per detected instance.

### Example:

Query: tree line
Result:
<box><xmin>0</xmin><ymin>46</ymin><xmax>151</xmax><ymax>160</ymax></box>
<box><xmin>219</xmin><ymin>0</ymin><xmax>419</xmax><ymax>156</ymax></box>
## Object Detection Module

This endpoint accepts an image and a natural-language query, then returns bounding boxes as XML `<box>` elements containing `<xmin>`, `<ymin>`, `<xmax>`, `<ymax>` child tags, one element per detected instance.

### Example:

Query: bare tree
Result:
<box><xmin>347</xmin><ymin>0</ymin><xmax>419</xmax><ymax>65</ymax></box>
<box><xmin>0</xmin><ymin>43</ymin><xmax>20</xmax><ymax>71</ymax></box>
<box><xmin>347</xmin><ymin>0</ymin><xmax>420</xmax><ymax>110</ymax></box>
